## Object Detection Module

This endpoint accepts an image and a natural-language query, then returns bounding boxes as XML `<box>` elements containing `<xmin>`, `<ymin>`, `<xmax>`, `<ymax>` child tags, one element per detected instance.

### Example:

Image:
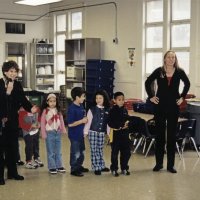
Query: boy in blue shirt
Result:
<box><xmin>67</xmin><ymin>87</ymin><xmax>88</xmax><ymax>177</ymax></box>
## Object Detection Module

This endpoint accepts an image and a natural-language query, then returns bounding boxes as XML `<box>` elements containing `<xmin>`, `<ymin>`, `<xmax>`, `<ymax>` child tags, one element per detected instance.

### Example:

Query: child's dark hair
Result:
<box><xmin>40</xmin><ymin>93</ymin><xmax>61</xmax><ymax>115</ymax></box>
<box><xmin>71</xmin><ymin>87</ymin><xmax>86</xmax><ymax>101</ymax></box>
<box><xmin>93</xmin><ymin>90</ymin><xmax>110</xmax><ymax>108</ymax></box>
<box><xmin>114</xmin><ymin>91</ymin><xmax>124</xmax><ymax>99</ymax></box>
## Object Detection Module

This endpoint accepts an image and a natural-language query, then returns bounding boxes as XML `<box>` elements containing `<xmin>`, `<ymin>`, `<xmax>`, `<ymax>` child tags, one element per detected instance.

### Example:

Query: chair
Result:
<box><xmin>176</xmin><ymin>119</ymin><xmax>200</xmax><ymax>158</ymax></box>
<box><xmin>128</xmin><ymin>116</ymin><xmax>147</xmax><ymax>153</ymax></box>
<box><xmin>144</xmin><ymin>118</ymin><xmax>156</xmax><ymax>157</ymax></box>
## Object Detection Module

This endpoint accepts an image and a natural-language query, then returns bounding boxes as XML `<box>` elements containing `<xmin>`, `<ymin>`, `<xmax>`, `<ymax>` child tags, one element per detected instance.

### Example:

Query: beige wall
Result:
<box><xmin>0</xmin><ymin>0</ymin><xmax>200</xmax><ymax>99</ymax></box>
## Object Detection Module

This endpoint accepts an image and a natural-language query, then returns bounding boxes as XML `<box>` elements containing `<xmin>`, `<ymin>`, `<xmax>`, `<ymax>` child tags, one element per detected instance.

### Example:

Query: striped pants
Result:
<box><xmin>88</xmin><ymin>131</ymin><xmax>106</xmax><ymax>171</ymax></box>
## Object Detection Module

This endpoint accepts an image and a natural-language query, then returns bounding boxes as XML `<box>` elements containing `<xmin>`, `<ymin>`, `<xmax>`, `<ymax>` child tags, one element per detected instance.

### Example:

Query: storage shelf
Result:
<box><xmin>36</xmin><ymin>74</ymin><xmax>54</xmax><ymax>76</ymax></box>
<box><xmin>31</xmin><ymin>43</ymin><xmax>55</xmax><ymax>91</ymax></box>
<box><xmin>65</xmin><ymin>38</ymin><xmax>101</xmax><ymax>99</ymax></box>
<box><xmin>36</xmin><ymin>63</ymin><xmax>54</xmax><ymax>65</ymax></box>
<box><xmin>36</xmin><ymin>83</ymin><xmax>54</xmax><ymax>86</ymax></box>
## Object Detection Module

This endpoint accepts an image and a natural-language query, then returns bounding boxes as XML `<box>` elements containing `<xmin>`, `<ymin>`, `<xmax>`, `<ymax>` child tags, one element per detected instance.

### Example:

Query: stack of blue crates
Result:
<box><xmin>86</xmin><ymin>59</ymin><xmax>115</xmax><ymax>109</ymax></box>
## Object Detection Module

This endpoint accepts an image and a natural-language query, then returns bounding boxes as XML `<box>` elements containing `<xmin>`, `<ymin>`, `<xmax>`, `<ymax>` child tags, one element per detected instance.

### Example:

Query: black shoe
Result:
<box><xmin>70</xmin><ymin>171</ymin><xmax>84</xmax><ymax>177</ymax></box>
<box><xmin>0</xmin><ymin>179</ymin><xmax>5</xmax><ymax>185</ymax></box>
<box><xmin>94</xmin><ymin>170</ymin><xmax>101</xmax><ymax>175</ymax></box>
<box><xmin>121</xmin><ymin>170</ymin><xmax>130</xmax><ymax>175</ymax></box>
<box><xmin>153</xmin><ymin>165</ymin><xmax>163</xmax><ymax>172</ymax></box>
<box><xmin>16</xmin><ymin>160</ymin><xmax>25</xmax><ymax>166</ymax></box>
<box><xmin>111</xmin><ymin>170</ymin><xmax>119</xmax><ymax>177</ymax></box>
<box><xmin>8</xmin><ymin>174</ymin><xmax>24</xmax><ymax>180</ymax></box>
<box><xmin>101</xmin><ymin>167</ymin><xmax>110</xmax><ymax>172</ymax></box>
<box><xmin>79</xmin><ymin>166</ymin><xmax>89</xmax><ymax>173</ymax></box>
<box><xmin>167</xmin><ymin>168</ymin><xmax>177</xmax><ymax>173</ymax></box>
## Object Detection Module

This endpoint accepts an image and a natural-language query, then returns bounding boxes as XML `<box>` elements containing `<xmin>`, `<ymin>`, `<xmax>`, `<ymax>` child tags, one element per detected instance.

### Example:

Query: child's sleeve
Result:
<box><xmin>40</xmin><ymin>110</ymin><xmax>47</xmax><ymax>139</ymax></box>
<box><xmin>83</xmin><ymin>109</ymin><xmax>93</xmax><ymax>135</ymax></box>
<box><xmin>59</xmin><ymin>113</ymin><xmax>67</xmax><ymax>134</ymax></box>
<box><xmin>18</xmin><ymin>110</ymin><xmax>32</xmax><ymax>131</ymax></box>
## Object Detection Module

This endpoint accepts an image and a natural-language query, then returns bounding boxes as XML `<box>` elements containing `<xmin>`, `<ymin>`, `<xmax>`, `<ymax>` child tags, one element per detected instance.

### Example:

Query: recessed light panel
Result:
<box><xmin>15</xmin><ymin>0</ymin><xmax>62</xmax><ymax>6</ymax></box>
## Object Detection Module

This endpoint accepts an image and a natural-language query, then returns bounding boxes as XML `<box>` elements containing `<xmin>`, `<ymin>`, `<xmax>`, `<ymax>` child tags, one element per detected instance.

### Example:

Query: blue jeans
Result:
<box><xmin>45</xmin><ymin>130</ymin><xmax>63</xmax><ymax>170</ymax></box>
<box><xmin>69</xmin><ymin>138</ymin><xmax>85</xmax><ymax>172</ymax></box>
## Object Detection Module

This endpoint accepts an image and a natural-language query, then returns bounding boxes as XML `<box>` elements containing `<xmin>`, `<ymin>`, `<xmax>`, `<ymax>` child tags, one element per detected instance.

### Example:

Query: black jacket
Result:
<box><xmin>0</xmin><ymin>78</ymin><xmax>32</xmax><ymax>131</ymax></box>
<box><xmin>145</xmin><ymin>67</ymin><xmax>190</xmax><ymax>109</ymax></box>
<box><xmin>108</xmin><ymin>105</ymin><xmax>129</xmax><ymax>129</ymax></box>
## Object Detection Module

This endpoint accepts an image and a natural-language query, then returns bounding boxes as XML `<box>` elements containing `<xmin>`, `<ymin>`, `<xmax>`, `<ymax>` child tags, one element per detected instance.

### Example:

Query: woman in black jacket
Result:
<box><xmin>0</xmin><ymin>61</ymin><xmax>37</xmax><ymax>185</ymax></box>
<box><xmin>145</xmin><ymin>50</ymin><xmax>190</xmax><ymax>173</ymax></box>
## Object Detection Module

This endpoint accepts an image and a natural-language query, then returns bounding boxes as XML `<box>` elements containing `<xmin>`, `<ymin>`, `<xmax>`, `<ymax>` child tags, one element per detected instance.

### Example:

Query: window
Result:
<box><xmin>144</xmin><ymin>0</ymin><xmax>191</xmax><ymax>75</ymax></box>
<box><xmin>54</xmin><ymin>11</ymin><xmax>83</xmax><ymax>89</ymax></box>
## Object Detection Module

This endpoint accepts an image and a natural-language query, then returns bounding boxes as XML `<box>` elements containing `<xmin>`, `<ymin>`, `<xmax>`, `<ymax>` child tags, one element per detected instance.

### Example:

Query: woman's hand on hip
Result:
<box><xmin>150</xmin><ymin>96</ymin><xmax>159</xmax><ymax>104</ymax></box>
<box><xmin>176</xmin><ymin>97</ymin><xmax>184</xmax><ymax>106</ymax></box>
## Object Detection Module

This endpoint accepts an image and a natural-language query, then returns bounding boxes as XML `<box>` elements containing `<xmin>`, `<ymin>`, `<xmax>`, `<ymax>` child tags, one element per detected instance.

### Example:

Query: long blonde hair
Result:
<box><xmin>162</xmin><ymin>50</ymin><xmax>180</xmax><ymax>72</ymax></box>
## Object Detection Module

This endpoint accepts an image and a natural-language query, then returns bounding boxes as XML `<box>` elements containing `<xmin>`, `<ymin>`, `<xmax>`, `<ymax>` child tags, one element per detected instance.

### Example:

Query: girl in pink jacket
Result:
<box><xmin>40</xmin><ymin>93</ymin><xmax>67</xmax><ymax>174</ymax></box>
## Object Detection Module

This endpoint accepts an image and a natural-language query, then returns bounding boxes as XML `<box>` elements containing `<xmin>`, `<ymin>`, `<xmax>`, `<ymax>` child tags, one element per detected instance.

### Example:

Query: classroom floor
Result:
<box><xmin>0</xmin><ymin>135</ymin><xmax>200</xmax><ymax>200</ymax></box>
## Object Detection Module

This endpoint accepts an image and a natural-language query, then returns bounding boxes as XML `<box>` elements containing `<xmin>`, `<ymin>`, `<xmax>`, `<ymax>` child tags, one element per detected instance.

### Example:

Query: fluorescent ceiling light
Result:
<box><xmin>15</xmin><ymin>0</ymin><xmax>63</xmax><ymax>6</ymax></box>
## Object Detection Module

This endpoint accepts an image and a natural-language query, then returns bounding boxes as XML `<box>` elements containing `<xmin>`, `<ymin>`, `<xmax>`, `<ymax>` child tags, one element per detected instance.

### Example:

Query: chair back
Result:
<box><xmin>177</xmin><ymin>119</ymin><xmax>196</xmax><ymax>138</ymax></box>
<box><xmin>146</xmin><ymin>118</ymin><xmax>156</xmax><ymax>137</ymax></box>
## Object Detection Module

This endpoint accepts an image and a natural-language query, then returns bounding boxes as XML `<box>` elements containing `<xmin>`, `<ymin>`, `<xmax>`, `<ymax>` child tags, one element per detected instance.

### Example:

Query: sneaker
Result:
<box><xmin>111</xmin><ymin>170</ymin><xmax>119</xmax><ymax>177</ymax></box>
<box><xmin>49</xmin><ymin>169</ymin><xmax>57</xmax><ymax>174</ymax></box>
<box><xmin>121</xmin><ymin>170</ymin><xmax>130</xmax><ymax>176</ymax></box>
<box><xmin>34</xmin><ymin>158</ymin><xmax>44</xmax><ymax>167</ymax></box>
<box><xmin>57</xmin><ymin>167</ymin><xmax>66</xmax><ymax>173</ymax></box>
<box><xmin>101</xmin><ymin>167</ymin><xmax>110</xmax><ymax>172</ymax></box>
<box><xmin>79</xmin><ymin>166</ymin><xmax>89</xmax><ymax>173</ymax></box>
<box><xmin>16</xmin><ymin>160</ymin><xmax>25</xmax><ymax>166</ymax></box>
<box><xmin>25</xmin><ymin>161</ymin><xmax>38</xmax><ymax>169</ymax></box>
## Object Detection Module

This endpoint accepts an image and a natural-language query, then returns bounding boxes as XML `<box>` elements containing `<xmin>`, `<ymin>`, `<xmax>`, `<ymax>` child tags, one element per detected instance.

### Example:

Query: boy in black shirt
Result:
<box><xmin>108</xmin><ymin>92</ymin><xmax>131</xmax><ymax>177</ymax></box>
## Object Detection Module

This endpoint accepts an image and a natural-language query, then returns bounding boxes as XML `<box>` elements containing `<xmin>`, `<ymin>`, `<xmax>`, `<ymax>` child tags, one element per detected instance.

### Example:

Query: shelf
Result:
<box><xmin>36</xmin><ymin>74</ymin><xmax>54</xmax><ymax>76</ymax></box>
<box><xmin>36</xmin><ymin>63</ymin><xmax>54</xmax><ymax>65</ymax></box>
<box><xmin>31</xmin><ymin>43</ymin><xmax>55</xmax><ymax>91</ymax></box>
<box><xmin>66</xmin><ymin>79</ymin><xmax>85</xmax><ymax>83</ymax></box>
<box><xmin>36</xmin><ymin>83</ymin><xmax>54</xmax><ymax>86</ymax></box>
<box><xmin>36</xmin><ymin>54</ymin><xmax>54</xmax><ymax>55</ymax></box>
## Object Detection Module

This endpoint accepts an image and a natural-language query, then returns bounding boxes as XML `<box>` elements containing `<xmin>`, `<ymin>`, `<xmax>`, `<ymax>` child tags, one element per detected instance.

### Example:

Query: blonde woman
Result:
<box><xmin>145</xmin><ymin>50</ymin><xmax>190</xmax><ymax>173</ymax></box>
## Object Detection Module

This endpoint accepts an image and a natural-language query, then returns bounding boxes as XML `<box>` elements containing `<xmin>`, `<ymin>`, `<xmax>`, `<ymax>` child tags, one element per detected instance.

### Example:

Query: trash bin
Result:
<box><xmin>187</xmin><ymin>102</ymin><xmax>200</xmax><ymax>146</ymax></box>
<box><xmin>24</xmin><ymin>90</ymin><xmax>45</xmax><ymax>107</ymax></box>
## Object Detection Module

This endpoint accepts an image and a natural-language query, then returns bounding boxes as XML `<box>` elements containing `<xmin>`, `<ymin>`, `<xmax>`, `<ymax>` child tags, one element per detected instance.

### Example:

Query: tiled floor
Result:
<box><xmin>0</xmin><ymin>135</ymin><xmax>200</xmax><ymax>200</ymax></box>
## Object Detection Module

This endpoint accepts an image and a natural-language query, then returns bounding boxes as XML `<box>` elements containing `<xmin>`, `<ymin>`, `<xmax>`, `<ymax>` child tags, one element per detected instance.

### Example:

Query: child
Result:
<box><xmin>40</xmin><ymin>93</ymin><xmax>66</xmax><ymax>174</ymax></box>
<box><xmin>84</xmin><ymin>90</ymin><xmax>110</xmax><ymax>175</ymax></box>
<box><xmin>18</xmin><ymin>106</ymin><xmax>44</xmax><ymax>169</ymax></box>
<box><xmin>67</xmin><ymin>87</ymin><xmax>88</xmax><ymax>177</ymax></box>
<box><xmin>108</xmin><ymin>91</ymin><xmax>131</xmax><ymax>177</ymax></box>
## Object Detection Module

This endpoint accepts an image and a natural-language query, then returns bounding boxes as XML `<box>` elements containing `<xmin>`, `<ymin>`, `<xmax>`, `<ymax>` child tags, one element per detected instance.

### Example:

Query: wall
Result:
<box><xmin>51</xmin><ymin>0</ymin><xmax>144</xmax><ymax>99</ymax></box>
<box><xmin>51</xmin><ymin>0</ymin><xmax>200</xmax><ymax>99</ymax></box>
<box><xmin>1</xmin><ymin>0</ymin><xmax>200</xmax><ymax>99</ymax></box>
<box><xmin>0</xmin><ymin>1</ymin><xmax>51</xmax><ymax>87</ymax></box>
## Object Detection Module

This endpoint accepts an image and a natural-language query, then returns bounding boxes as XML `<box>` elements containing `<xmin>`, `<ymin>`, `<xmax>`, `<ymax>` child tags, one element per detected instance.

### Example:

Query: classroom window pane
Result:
<box><xmin>56</xmin><ymin>15</ymin><xmax>66</xmax><ymax>32</ymax></box>
<box><xmin>147</xmin><ymin>0</ymin><xmax>163</xmax><ymax>23</ymax></box>
<box><xmin>172</xmin><ymin>0</ymin><xmax>191</xmax><ymax>20</ymax></box>
<box><xmin>176</xmin><ymin>51</ymin><xmax>189</xmax><ymax>75</ymax></box>
<box><xmin>72</xmin><ymin>12</ymin><xmax>82</xmax><ymax>30</ymax></box>
<box><xmin>146</xmin><ymin>26</ymin><xmax>163</xmax><ymax>48</ymax></box>
<box><xmin>146</xmin><ymin>52</ymin><xmax>163</xmax><ymax>73</ymax></box>
<box><xmin>57</xmin><ymin>34</ymin><xmax>66</xmax><ymax>51</ymax></box>
<box><xmin>171</xmin><ymin>24</ymin><xmax>190</xmax><ymax>47</ymax></box>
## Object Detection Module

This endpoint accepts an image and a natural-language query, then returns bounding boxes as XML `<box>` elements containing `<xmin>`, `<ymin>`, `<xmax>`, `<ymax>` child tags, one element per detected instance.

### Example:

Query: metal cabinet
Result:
<box><xmin>65</xmin><ymin>38</ymin><xmax>101</xmax><ymax>98</ymax></box>
<box><xmin>30</xmin><ymin>43</ymin><xmax>55</xmax><ymax>91</ymax></box>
